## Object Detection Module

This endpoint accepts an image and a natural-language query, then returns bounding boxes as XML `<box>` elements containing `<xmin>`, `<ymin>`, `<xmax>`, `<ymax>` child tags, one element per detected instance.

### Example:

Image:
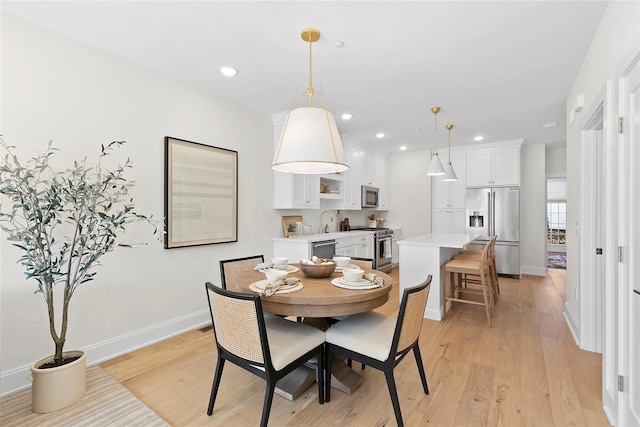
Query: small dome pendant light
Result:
<box><xmin>272</xmin><ymin>28</ymin><xmax>348</xmax><ymax>174</ymax></box>
<box><xmin>426</xmin><ymin>106</ymin><xmax>446</xmax><ymax>176</ymax></box>
<box><xmin>441</xmin><ymin>124</ymin><xmax>458</xmax><ymax>182</ymax></box>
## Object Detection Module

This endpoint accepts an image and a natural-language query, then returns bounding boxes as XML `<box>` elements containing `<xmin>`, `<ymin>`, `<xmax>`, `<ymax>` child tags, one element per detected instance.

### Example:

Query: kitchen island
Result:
<box><xmin>397</xmin><ymin>233</ymin><xmax>479</xmax><ymax>320</ymax></box>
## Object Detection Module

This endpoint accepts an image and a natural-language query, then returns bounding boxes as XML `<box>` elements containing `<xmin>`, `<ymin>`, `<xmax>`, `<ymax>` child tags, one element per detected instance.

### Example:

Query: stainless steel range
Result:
<box><xmin>350</xmin><ymin>227</ymin><xmax>394</xmax><ymax>273</ymax></box>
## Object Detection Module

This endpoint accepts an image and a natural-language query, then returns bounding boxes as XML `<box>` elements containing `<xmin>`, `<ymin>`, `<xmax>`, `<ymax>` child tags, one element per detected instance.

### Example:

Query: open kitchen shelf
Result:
<box><xmin>320</xmin><ymin>174</ymin><xmax>343</xmax><ymax>199</ymax></box>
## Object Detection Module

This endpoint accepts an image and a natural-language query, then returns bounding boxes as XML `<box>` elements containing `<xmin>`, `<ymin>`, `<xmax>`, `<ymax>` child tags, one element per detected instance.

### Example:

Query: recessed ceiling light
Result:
<box><xmin>341</xmin><ymin>113</ymin><xmax>353</xmax><ymax>120</ymax></box>
<box><xmin>334</xmin><ymin>40</ymin><xmax>345</xmax><ymax>48</ymax></box>
<box><xmin>376</xmin><ymin>133</ymin><xmax>385</xmax><ymax>139</ymax></box>
<box><xmin>544</xmin><ymin>122</ymin><xmax>557</xmax><ymax>128</ymax></box>
<box><xmin>474</xmin><ymin>135</ymin><xmax>484</xmax><ymax>142</ymax></box>
<box><xmin>219</xmin><ymin>66</ymin><xmax>238</xmax><ymax>77</ymax></box>
<box><xmin>399</xmin><ymin>145</ymin><xmax>408</xmax><ymax>151</ymax></box>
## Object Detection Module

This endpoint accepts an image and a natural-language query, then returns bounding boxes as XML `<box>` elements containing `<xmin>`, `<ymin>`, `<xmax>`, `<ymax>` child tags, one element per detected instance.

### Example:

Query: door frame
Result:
<box><xmin>579</xmin><ymin>88</ymin><xmax>608</xmax><ymax>354</ymax></box>
<box><xmin>615</xmin><ymin>37</ymin><xmax>640</xmax><ymax>427</ymax></box>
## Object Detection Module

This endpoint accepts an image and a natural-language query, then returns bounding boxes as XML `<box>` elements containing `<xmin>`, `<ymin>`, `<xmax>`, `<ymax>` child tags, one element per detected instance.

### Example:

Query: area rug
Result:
<box><xmin>548</xmin><ymin>252</ymin><xmax>567</xmax><ymax>269</ymax></box>
<box><xmin>0</xmin><ymin>365</ymin><xmax>169</xmax><ymax>427</ymax></box>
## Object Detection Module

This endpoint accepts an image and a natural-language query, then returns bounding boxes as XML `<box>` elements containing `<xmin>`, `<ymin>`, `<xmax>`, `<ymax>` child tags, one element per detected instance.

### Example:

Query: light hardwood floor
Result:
<box><xmin>101</xmin><ymin>268</ymin><xmax>610</xmax><ymax>426</ymax></box>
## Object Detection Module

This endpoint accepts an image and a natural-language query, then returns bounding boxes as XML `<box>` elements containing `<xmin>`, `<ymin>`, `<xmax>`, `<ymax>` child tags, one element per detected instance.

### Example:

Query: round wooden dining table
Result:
<box><xmin>233</xmin><ymin>264</ymin><xmax>393</xmax><ymax>318</ymax></box>
<box><xmin>233</xmin><ymin>263</ymin><xmax>394</xmax><ymax>400</ymax></box>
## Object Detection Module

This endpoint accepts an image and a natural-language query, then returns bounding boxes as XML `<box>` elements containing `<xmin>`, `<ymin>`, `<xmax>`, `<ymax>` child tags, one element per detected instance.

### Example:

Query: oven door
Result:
<box><xmin>376</xmin><ymin>236</ymin><xmax>393</xmax><ymax>272</ymax></box>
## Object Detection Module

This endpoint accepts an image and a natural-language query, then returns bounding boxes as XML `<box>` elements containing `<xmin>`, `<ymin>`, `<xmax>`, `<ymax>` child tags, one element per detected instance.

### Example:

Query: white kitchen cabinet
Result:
<box><xmin>375</xmin><ymin>156</ymin><xmax>390</xmax><ymax>210</ymax></box>
<box><xmin>341</xmin><ymin>146</ymin><xmax>363</xmax><ymax>210</ymax></box>
<box><xmin>273</xmin><ymin>239</ymin><xmax>311</xmax><ymax>263</ymax></box>
<box><xmin>466</xmin><ymin>145</ymin><xmax>520</xmax><ymax>187</ymax></box>
<box><xmin>432</xmin><ymin>150</ymin><xmax>467</xmax><ymax>209</ymax></box>
<box><xmin>432</xmin><ymin>209</ymin><xmax>466</xmax><ymax>234</ymax></box>
<box><xmin>335</xmin><ymin>234</ymin><xmax>374</xmax><ymax>259</ymax></box>
<box><xmin>274</xmin><ymin>172</ymin><xmax>320</xmax><ymax>209</ymax></box>
<box><xmin>392</xmin><ymin>229</ymin><xmax>401</xmax><ymax>264</ymax></box>
<box><xmin>358</xmin><ymin>150</ymin><xmax>390</xmax><ymax>211</ymax></box>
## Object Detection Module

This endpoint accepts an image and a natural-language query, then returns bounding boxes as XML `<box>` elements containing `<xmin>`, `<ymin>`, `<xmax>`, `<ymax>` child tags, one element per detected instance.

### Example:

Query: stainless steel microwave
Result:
<box><xmin>361</xmin><ymin>185</ymin><xmax>379</xmax><ymax>208</ymax></box>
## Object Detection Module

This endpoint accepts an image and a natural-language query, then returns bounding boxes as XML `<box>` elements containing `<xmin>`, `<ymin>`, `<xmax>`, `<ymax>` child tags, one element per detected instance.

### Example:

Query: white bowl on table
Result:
<box><xmin>342</xmin><ymin>268</ymin><xmax>364</xmax><ymax>283</ymax></box>
<box><xmin>333</xmin><ymin>256</ymin><xmax>351</xmax><ymax>268</ymax></box>
<box><xmin>271</xmin><ymin>257</ymin><xmax>288</xmax><ymax>268</ymax></box>
<box><xmin>263</xmin><ymin>269</ymin><xmax>288</xmax><ymax>284</ymax></box>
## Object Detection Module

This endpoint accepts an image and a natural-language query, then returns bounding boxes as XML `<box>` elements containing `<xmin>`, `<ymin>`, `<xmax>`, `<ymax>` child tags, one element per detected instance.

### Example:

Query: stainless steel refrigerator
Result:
<box><xmin>465</xmin><ymin>187</ymin><xmax>520</xmax><ymax>276</ymax></box>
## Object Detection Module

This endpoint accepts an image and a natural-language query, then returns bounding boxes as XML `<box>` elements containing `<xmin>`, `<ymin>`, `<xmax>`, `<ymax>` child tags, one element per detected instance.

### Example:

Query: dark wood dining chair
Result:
<box><xmin>204</xmin><ymin>282</ymin><xmax>325</xmax><ymax>427</ymax></box>
<box><xmin>219</xmin><ymin>255</ymin><xmax>264</xmax><ymax>289</ymax></box>
<box><xmin>325</xmin><ymin>275</ymin><xmax>432</xmax><ymax>427</ymax></box>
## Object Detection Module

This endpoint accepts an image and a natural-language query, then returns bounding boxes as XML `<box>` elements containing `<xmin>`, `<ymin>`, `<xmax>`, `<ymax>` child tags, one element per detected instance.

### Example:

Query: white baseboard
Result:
<box><xmin>520</xmin><ymin>265</ymin><xmax>547</xmax><ymax>276</ymax></box>
<box><xmin>425</xmin><ymin>307</ymin><xmax>441</xmax><ymax>321</ymax></box>
<box><xmin>0</xmin><ymin>310</ymin><xmax>210</xmax><ymax>397</ymax></box>
<box><xmin>563</xmin><ymin>302</ymin><xmax>580</xmax><ymax>346</ymax></box>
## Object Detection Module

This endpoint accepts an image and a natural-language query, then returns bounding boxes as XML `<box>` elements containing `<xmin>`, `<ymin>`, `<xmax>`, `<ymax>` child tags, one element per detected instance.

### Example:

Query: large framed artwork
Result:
<box><xmin>164</xmin><ymin>136</ymin><xmax>238</xmax><ymax>248</ymax></box>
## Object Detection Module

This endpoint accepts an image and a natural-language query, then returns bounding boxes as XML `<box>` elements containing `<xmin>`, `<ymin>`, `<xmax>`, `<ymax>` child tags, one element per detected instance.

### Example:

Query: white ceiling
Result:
<box><xmin>2</xmin><ymin>1</ymin><xmax>608</xmax><ymax>154</ymax></box>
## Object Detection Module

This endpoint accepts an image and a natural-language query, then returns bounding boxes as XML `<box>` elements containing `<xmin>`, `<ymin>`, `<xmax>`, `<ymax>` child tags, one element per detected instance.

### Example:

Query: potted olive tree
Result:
<box><xmin>0</xmin><ymin>139</ymin><xmax>156</xmax><ymax>413</ymax></box>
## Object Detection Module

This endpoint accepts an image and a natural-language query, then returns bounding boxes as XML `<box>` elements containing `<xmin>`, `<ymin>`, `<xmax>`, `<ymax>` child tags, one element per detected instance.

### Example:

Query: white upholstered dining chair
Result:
<box><xmin>204</xmin><ymin>282</ymin><xmax>325</xmax><ymax>427</ymax></box>
<box><xmin>324</xmin><ymin>275</ymin><xmax>432</xmax><ymax>427</ymax></box>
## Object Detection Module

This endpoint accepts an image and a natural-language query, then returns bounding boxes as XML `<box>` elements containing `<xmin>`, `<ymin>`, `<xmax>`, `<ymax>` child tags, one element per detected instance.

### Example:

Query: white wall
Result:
<box><xmin>546</xmin><ymin>146</ymin><xmax>567</xmax><ymax>177</ymax></box>
<box><xmin>564</xmin><ymin>1</ymin><xmax>640</xmax><ymax>332</ymax></box>
<box><xmin>520</xmin><ymin>144</ymin><xmax>547</xmax><ymax>275</ymax></box>
<box><xmin>0</xmin><ymin>13</ymin><xmax>282</xmax><ymax>394</ymax></box>
<box><xmin>387</xmin><ymin>150</ymin><xmax>431</xmax><ymax>238</ymax></box>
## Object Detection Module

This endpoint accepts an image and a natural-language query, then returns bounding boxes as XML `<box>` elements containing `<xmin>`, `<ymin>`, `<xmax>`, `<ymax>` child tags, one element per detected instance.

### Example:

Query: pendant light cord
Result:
<box><xmin>307</xmin><ymin>33</ymin><xmax>314</xmax><ymax>105</ymax></box>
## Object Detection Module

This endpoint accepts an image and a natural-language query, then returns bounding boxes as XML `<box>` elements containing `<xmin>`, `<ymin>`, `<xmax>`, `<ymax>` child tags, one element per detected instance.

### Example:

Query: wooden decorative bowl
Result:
<box><xmin>299</xmin><ymin>262</ymin><xmax>336</xmax><ymax>278</ymax></box>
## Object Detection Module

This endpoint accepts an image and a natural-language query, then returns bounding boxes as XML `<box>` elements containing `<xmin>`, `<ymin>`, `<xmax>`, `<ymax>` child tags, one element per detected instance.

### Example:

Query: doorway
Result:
<box><xmin>579</xmin><ymin>96</ymin><xmax>606</xmax><ymax>354</ymax></box>
<box><xmin>547</xmin><ymin>178</ymin><xmax>567</xmax><ymax>269</ymax></box>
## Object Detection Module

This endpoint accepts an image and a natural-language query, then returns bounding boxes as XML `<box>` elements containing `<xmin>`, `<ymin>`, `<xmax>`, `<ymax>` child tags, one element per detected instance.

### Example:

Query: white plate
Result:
<box><xmin>339</xmin><ymin>278</ymin><xmax>373</xmax><ymax>286</ymax></box>
<box><xmin>330</xmin><ymin>277</ymin><xmax>381</xmax><ymax>290</ymax></box>
<box><xmin>259</xmin><ymin>265</ymin><xmax>299</xmax><ymax>273</ymax></box>
<box><xmin>253</xmin><ymin>279</ymin><xmax>299</xmax><ymax>291</ymax></box>
<box><xmin>335</xmin><ymin>264</ymin><xmax>358</xmax><ymax>271</ymax></box>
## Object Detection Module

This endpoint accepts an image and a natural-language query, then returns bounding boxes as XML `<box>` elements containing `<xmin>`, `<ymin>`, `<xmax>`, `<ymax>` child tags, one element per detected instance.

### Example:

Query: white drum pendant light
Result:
<box><xmin>426</xmin><ymin>106</ymin><xmax>446</xmax><ymax>176</ymax></box>
<box><xmin>441</xmin><ymin>124</ymin><xmax>458</xmax><ymax>181</ymax></box>
<box><xmin>272</xmin><ymin>28</ymin><xmax>348</xmax><ymax>174</ymax></box>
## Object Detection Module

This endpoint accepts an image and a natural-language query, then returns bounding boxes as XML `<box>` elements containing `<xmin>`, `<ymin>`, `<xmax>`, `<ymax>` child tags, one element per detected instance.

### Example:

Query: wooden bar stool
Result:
<box><xmin>453</xmin><ymin>236</ymin><xmax>499</xmax><ymax>303</ymax></box>
<box><xmin>443</xmin><ymin>239</ymin><xmax>495</xmax><ymax>328</ymax></box>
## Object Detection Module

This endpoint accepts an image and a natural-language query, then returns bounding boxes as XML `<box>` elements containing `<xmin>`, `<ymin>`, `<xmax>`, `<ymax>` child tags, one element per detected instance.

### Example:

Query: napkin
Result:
<box><xmin>254</xmin><ymin>261</ymin><xmax>273</xmax><ymax>271</ymax></box>
<box><xmin>262</xmin><ymin>277</ymin><xmax>300</xmax><ymax>297</ymax></box>
<box><xmin>363</xmin><ymin>273</ymin><xmax>385</xmax><ymax>288</ymax></box>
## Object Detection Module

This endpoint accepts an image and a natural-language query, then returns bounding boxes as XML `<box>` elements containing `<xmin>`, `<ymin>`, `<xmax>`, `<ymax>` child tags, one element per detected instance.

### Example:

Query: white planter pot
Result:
<box><xmin>30</xmin><ymin>350</ymin><xmax>87</xmax><ymax>413</ymax></box>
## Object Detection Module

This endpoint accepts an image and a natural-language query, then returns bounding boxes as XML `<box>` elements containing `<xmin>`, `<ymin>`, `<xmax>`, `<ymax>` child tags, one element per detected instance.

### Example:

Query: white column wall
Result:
<box><xmin>1</xmin><ymin>13</ymin><xmax>281</xmax><ymax>393</ymax></box>
<box><xmin>387</xmin><ymin>150</ymin><xmax>431</xmax><ymax>238</ymax></box>
<box><xmin>520</xmin><ymin>143</ymin><xmax>547</xmax><ymax>275</ymax></box>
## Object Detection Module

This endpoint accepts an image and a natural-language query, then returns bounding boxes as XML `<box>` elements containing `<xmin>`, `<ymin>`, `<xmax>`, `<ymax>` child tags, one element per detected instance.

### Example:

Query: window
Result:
<box><xmin>547</xmin><ymin>202</ymin><xmax>566</xmax><ymax>245</ymax></box>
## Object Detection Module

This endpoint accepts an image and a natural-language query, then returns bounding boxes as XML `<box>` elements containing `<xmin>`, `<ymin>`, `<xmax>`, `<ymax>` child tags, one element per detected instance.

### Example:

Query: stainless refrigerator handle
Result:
<box><xmin>487</xmin><ymin>191</ymin><xmax>492</xmax><ymax>236</ymax></box>
<box><xmin>492</xmin><ymin>191</ymin><xmax>496</xmax><ymax>237</ymax></box>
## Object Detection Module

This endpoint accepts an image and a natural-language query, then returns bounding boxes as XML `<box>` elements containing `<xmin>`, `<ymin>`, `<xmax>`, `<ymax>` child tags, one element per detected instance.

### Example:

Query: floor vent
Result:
<box><xmin>199</xmin><ymin>324</ymin><xmax>213</xmax><ymax>333</ymax></box>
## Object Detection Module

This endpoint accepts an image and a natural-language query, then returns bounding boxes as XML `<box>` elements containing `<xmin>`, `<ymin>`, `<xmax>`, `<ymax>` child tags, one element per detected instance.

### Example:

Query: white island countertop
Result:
<box><xmin>398</xmin><ymin>233</ymin><xmax>479</xmax><ymax>248</ymax></box>
<box><xmin>398</xmin><ymin>233</ymin><xmax>479</xmax><ymax>321</ymax></box>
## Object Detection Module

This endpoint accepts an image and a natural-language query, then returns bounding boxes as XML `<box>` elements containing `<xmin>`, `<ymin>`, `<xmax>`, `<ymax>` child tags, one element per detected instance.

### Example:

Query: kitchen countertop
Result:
<box><xmin>273</xmin><ymin>230</ymin><xmax>375</xmax><ymax>243</ymax></box>
<box><xmin>397</xmin><ymin>233</ymin><xmax>479</xmax><ymax>249</ymax></box>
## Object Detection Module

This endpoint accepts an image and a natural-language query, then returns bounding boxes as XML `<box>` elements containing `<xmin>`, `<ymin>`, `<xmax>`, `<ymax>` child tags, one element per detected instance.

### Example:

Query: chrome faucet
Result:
<box><xmin>320</xmin><ymin>210</ymin><xmax>334</xmax><ymax>233</ymax></box>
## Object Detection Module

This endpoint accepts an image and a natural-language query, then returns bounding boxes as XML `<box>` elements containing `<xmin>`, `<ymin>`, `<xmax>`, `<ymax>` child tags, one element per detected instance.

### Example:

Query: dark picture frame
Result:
<box><xmin>164</xmin><ymin>136</ymin><xmax>238</xmax><ymax>248</ymax></box>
